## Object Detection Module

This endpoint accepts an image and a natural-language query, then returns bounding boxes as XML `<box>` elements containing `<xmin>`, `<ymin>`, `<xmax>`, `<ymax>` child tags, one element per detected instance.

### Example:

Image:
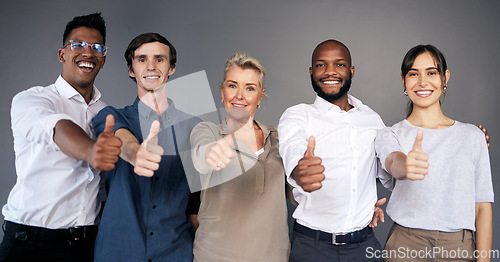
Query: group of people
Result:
<box><xmin>0</xmin><ymin>12</ymin><xmax>493</xmax><ymax>262</ymax></box>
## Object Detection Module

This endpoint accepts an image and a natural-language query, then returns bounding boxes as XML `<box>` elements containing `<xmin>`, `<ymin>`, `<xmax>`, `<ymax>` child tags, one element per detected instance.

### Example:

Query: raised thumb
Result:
<box><xmin>304</xmin><ymin>136</ymin><xmax>316</xmax><ymax>157</ymax></box>
<box><xmin>145</xmin><ymin>120</ymin><xmax>160</xmax><ymax>145</ymax></box>
<box><xmin>103</xmin><ymin>114</ymin><xmax>115</xmax><ymax>135</ymax></box>
<box><xmin>413</xmin><ymin>129</ymin><xmax>423</xmax><ymax>152</ymax></box>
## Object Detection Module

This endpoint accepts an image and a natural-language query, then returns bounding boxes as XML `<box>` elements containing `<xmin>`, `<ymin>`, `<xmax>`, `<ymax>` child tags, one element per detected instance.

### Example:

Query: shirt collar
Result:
<box><xmin>136</xmin><ymin>96</ymin><xmax>177</xmax><ymax>121</ymax></box>
<box><xmin>313</xmin><ymin>94</ymin><xmax>364</xmax><ymax>114</ymax></box>
<box><xmin>54</xmin><ymin>75</ymin><xmax>102</xmax><ymax>104</ymax></box>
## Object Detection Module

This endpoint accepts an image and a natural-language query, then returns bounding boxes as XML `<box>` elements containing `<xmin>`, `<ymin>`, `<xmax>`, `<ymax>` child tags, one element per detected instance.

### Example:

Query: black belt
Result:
<box><xmin>293</xmin><ymin>221</ymin><xmax>372</xmax><ymax>245</ymax></box>
<box><xmin>3</xmin><ymin>221</ymin><xmax>98</xmax><ymax>242</ymax></box>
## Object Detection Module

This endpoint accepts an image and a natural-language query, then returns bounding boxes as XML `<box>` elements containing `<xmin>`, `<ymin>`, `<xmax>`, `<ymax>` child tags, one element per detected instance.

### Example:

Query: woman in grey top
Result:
<box><xmin>375</xmin><ymin>45</ymin><xmax>493</xmax><ymax>261</ymax></box>
<box><xmin>190</xmin><ymin>53</ymin><xmax>290</xmax><ymax>261</ymax></box>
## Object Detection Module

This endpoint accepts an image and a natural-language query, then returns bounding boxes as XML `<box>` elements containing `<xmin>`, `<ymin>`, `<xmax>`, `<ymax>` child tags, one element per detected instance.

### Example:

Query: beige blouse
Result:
<box><xmin>190</xmin><ymin>121</ymin><xmax>290</xmax><ymax>262</ymax></box>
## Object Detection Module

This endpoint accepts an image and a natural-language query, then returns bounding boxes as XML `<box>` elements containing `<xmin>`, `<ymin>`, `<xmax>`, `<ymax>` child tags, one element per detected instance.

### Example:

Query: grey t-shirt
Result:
<box><xmin>375</xmin><ymin>120</ymin><xmax>493</xmax><ymax>232</ymax></box>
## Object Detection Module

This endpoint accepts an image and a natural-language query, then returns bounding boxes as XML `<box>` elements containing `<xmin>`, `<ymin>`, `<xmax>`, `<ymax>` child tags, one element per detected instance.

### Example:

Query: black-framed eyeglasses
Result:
<box><xmin>63</xmin><ymin>40</ymin><xmax>108</xmax><ymax>57</ymax></box>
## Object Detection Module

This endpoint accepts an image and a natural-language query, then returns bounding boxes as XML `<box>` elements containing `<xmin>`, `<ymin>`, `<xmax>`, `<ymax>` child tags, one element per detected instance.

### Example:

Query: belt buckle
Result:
<box><xmin>332</xmin><ymin>233</ymin><xmax>346</xmax><ymax>245</ymax></box>
<box><xmin>69</xmin><ymin>226</ymin><xmax>86</xmax><ymax>241</ymax></box>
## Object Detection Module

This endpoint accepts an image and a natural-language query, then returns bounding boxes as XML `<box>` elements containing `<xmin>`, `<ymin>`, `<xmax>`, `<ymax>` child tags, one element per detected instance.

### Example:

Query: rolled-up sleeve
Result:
<box><xmin>92</xmin><ymin>106</ymin><xmax>131</xmax><ymax>137</ymax></box>
<box><xmin>278</xmin><ymin>106</ymin><xmax>309</xmax><ymax>188</ymax></box>
<box><xmin>375</xmin><ymin>127</ymin><xmax>402</xmax><ymax>189</ymax></box>
<box><xmin>472</xmin><ymin>128</ymin><xmax>494</xmax><ymax>203</ymax></box>
<box><xmin>11</xmin><ymin>89</ymin><xmax>73</xmax><ymax>151</ymax></box>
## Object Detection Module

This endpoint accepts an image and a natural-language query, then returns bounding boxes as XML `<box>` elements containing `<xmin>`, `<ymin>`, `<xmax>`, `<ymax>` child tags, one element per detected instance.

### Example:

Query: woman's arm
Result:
<box><xmin>475</xmin><ymin>202</ymin><xmax>492</xmax><ymax>262</ymax></box>
<box><xmin>384</xmin><ymin>130</ymin><xmax>428</xmax><ymax>181</ymax></box>
<box><xmin>384</xmin><ymin>151</ymin><xmax>408</xmax><ymax>180</ymax></box>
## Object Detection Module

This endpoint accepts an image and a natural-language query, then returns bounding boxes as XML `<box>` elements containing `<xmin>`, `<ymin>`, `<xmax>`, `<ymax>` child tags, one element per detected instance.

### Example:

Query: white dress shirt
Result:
<box><xmin>278</xmin><ymin>95</ymin><xmax>386</xmax><ymax>234</ymax></box>
<box><xmin>3</xmin><ymin>75</ymin><xmax>106</xmax><ymax>229</ymax></box>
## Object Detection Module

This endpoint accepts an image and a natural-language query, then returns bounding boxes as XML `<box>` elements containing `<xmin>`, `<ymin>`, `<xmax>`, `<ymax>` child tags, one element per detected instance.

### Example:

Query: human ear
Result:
<box><xmin>58</xmin><ymin>48</ymin><xmax>65</xmax><ymax>63</ymax></box>
<box><xmin>444</xmin><ymin>70</ymin><xmax>450</xmax><ymax>86</ymax></box>
<box><xmin>128</xmin><ymin>66</ymin><xmax>135</xmax><ymax>78</ymax></box>
<box><xmin>168</xmin><ymin>64</ymin><xmax>176</xmax><ymax>76</ymax></box>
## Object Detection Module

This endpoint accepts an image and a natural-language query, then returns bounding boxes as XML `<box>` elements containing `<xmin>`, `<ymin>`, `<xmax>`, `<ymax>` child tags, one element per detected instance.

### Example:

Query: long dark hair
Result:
<box><xmin>401</xmin><ymin>45</ymin><xmax>448</xmax><ymax>117</ymax></box>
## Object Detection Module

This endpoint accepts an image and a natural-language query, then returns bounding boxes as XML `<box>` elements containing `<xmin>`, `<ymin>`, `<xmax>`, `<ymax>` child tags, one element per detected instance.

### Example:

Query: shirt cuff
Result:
<box><xmin>38</xmin><ymin>114</ymin><xmax>74</xmax><ymax>150</ymax></box>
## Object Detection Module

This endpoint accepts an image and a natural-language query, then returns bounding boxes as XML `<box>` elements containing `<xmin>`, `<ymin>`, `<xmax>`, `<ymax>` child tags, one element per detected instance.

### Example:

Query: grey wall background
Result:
<box><xmin>1</xmin><ymin>0</ymin><xmax>499</xmax><ymax>257</ymax></box>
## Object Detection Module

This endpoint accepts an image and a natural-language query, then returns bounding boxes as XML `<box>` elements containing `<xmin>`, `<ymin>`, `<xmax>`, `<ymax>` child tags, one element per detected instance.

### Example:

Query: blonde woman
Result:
<box><xmin>190</xmin><ymin>53</ymin><xmax>290</xmax><ymax>261</ymax></box>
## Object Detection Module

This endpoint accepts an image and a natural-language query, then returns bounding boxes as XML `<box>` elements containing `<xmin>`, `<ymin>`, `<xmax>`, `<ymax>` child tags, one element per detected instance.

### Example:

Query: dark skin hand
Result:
<box><xmin>291</xmin><ymin>136</ymin><xmax>325</xmax><ymax>192</ymax></box>
<box><xmin>478</xmin><ymin>125</ymin><xmax>490</xmax><ymax>148</ymax></box>
<box><xmin>54</xmin><ymin>114</ymin><xmax>122</xmax><ymax>171</ymax></box>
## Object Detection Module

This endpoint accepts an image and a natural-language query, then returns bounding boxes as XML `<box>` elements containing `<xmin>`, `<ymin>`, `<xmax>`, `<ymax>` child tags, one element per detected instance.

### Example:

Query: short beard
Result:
<box><xmin>310</xmin><ymin>74</ymin><xmax>351</xmax><ymax>103</ymax></box>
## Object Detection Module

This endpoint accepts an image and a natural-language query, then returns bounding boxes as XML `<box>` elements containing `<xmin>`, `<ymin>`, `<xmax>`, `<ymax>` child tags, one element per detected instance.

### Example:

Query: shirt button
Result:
<box><xmin>150</xmin><ymin>232</ymin><xmax>154</xmax><ymax>236</ymax></box>
<box><xmin>352</xmin><ymin>189</ymin><xmax>356</xmax><ymax>192</ymax></box>
<box><xmin>155</xmin><ymin>177</ymin><xmax>160</xmax><ymax>181</ymax></box>
<box><xmin>152</xmin><ymin>205</ymin><xmax>157</xmax><ymax>209</ymax></box>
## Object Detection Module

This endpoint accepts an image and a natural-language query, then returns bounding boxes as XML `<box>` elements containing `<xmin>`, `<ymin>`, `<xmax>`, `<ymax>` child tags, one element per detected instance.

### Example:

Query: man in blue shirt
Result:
<box><xmin>92</xmin><ymin>33</ymin><xmax>200</xmax><ymax>262</ymax></box>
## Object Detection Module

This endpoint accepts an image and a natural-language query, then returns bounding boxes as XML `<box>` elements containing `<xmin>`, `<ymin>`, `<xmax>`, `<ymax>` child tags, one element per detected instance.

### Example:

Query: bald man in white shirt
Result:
<box><xmin>279</xmin><ymin>39</ymin><xmax>385</xmax><ymax>262</ymax></box>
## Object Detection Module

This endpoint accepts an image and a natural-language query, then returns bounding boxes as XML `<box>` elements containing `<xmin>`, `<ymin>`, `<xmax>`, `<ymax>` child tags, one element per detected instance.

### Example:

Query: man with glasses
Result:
<box><xmin>0</xmin><ymin>13</ymin><xmax>121</xmax><ymax>262</ymax></box>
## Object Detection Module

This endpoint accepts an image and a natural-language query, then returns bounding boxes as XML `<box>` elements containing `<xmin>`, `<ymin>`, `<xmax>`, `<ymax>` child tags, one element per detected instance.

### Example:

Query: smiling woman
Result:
<box><xmin>375</xmin><ymin>45</ymin><xmax>494</xmax><ymax>261</ymax></box>
<box><xmin>190</xmin><ymin>52</ymin><xmax>290</xmax><ymax>261</ymax></box>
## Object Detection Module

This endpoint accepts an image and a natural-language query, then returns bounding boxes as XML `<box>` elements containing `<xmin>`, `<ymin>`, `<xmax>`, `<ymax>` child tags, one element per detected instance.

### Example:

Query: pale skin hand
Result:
<box><xmin>385</xmin><ymin>130</ymin><xmax>429</xmax><ymax>181</ymax></box>
<box><xmin>54</xmin><ymin>114</ymin><xmax>122</xmax><ymax>171</ymax></box>
<box><xmin>475</xmin><ymin>202</ymin><xmax>493</xmax><ymax>262</ymax></box>
<box><xmin>205</xmin><ymin>135</ymin><xmax>237</xmax><ymax>171</ymax></box>
<box><xmin>291</xmin><ymin>136</ymin><xmax>325</xmax><ymax>192</ymax></box>
<box><xmin>115</xmin><ymin>120</ymin><xmax>163</xmax><ymax>177</ymax></box>
<box><xmin>405</xmin><ymin>130</ymin><xmax>429</xmax><ymax>180</ymax></box>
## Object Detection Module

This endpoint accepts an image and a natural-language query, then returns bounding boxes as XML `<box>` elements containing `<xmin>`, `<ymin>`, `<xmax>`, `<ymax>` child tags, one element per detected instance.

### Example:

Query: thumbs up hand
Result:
<box><xmin>292</xmin><ymin>136</ymin><xmax>325</xmax><ymax>192</ymax></box>
<box><xmin>406</xmin><ymin>129</ymin><xmax>429</xmax><ymax>180</ymax></box>
<box><xmin>91</xmin><ymin>114</ymin><xmax>122</xmax><ymax>171</ymax></box>
<box><xmin>134</xmin><ymin>120</ymin><xmax>164</xmax><ymax>177</ymax></box>
<box><xmin>205</xmin><ymin>135</ymin><xmax>237</xmax><ymax>171</ymax></box>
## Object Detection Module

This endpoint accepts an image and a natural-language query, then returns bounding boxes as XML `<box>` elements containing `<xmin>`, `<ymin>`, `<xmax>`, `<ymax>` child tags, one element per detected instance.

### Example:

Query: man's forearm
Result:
<box><xmin>53</xmin><ymin>119</ymin><xmax>94</xmax><ymax>162</ymax></box>
<box><xmin>115</xmin><ymin>128</ymin><xmax>140</xmax><ymax>166</ymax></box>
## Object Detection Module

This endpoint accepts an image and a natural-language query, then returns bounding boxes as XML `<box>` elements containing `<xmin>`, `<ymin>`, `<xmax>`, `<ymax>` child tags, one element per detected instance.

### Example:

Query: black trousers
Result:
<box><xmin>0</xmin><ymin>221</ymin><xmax>97</xmax><ymax>262</ymax></box>
<box><xmin>289</xmin><ymin>228</ymin><xmax>383</xmax><ymax>262</ymax></box>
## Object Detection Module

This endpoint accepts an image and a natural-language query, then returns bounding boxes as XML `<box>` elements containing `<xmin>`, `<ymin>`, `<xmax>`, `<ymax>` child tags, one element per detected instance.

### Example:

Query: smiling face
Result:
<box><xmin>221</xmin><ymin>66</ymin><xmax>265</xmax><ymax>121</ymax></box>
<box><xmin>128</xmin><ymin>42</ymin><xmax>175</xmax><ymax>96</ymax></box>
<box><xmin>309</xmin><ymin>41</ymin><xmax>354</xmax><ymax>103</ymax></box>
<box><xmin>403</xmin><ymin>52</ymin><xmax>450</xmax><ymax>111</ymax></box>
<box><xmin>58</xmin><ymin>27</ymin><xmax>105</xmax><ymax>92</ymax></box>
